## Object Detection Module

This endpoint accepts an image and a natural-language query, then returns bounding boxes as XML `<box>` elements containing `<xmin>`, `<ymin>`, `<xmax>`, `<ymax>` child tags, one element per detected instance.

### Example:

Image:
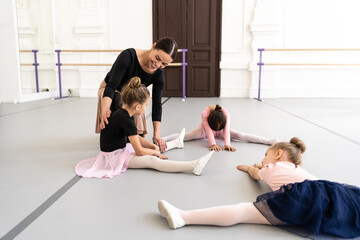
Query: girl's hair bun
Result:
<box><xmin>128</xmin><ymin>77</ymin><xmax>141</xmax><ymax>89</ymax></box>
<box><xmin>208</xmin><ymin>105</ymin><xmax>226</xmax><ymax>131</ymax></box>
<box><xmin>290</xmin><ymin>137</ymin><xmax>306</xmax><ymax>154</ymax></box>
<box><xmin>215</xmin><ymin>104</ymin><xmax>222</xmax><ymax>111</ymax></box>
<box><xmin>120</xmin><ymin>76</ymin><xmax>150</xmax><ymax>106</ymax></box>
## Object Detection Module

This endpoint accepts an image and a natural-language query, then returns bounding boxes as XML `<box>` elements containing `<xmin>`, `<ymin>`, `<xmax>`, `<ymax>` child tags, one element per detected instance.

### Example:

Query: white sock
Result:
<box><xmin>178</xmin><ymin>128</ymin><xmax>185</xmax><ymax>148</ymax></box>
<box><xmin>158</xmin><ymin>200</ymin><xmax>185</xmax><ymax>229</ymax></box>
<box><xmin>164</xmin><ymin>128</ymin><xmax>185</xmax><ymax>151</ymax></box>
<box><xmin>193</xmin><ymin>151</ymin><xmax>215</xmax><ymax>176</ymax></box>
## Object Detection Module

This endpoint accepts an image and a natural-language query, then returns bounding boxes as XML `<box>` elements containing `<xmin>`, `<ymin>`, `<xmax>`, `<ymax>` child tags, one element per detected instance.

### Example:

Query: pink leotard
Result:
<box><xmin>258</xmin><ymin>161</ymin><xmax>318</xmax><ymax>191</ymax></box>
<box><xmin>201</xmin><ymin>107</ymin><xmax>231</xmax><ymax>146</ymax></box>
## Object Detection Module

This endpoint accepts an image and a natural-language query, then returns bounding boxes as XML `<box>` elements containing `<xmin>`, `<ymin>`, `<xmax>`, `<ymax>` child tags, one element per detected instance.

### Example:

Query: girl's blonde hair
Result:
<box><xmin>120</xmin><ymin>77</ymin><xmax>150</xmax><ymax>106</ymax></box>
<box><xmin>271</xmin><ymin>137</ymin><xmax>306</xmax><ymax>165</ymax></box>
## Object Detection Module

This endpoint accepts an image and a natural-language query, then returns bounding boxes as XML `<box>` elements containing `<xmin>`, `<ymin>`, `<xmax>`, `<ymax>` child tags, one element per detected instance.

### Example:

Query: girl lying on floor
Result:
<box><xmin>158</xmin><ymin>137</ymin><xmax>360</xmax><ymax>239</ymax></box>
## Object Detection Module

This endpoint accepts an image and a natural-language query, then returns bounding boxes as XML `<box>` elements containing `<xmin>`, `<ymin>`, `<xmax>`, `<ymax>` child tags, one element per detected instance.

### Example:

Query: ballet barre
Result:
<box><xmin>264</xmin><ymin>63</ymin><xmax>360</xmax><ymax>66</ymax></box>
<box><xmin>58</xmin><ymin>49</ymin><xmax>186</xmax><ymax>52</ymax></box>
<box><xmin>261</xmin><ymin>48</ymin><xmax>360</xmax><ymax>51</ymax></box>
<box><xmin>55</xmin><ymin>49</ymin><xmax>188</xmax><ymax>100</ymax></box>
<box><xmin>256</xmin><ymin>48</ymin><xmax>360</xmax><ymax>101</ymax></box>
<box><xmin>19</xmin><ymin>50</ymin><xmax>40</xmax><ymax>92</ymax></box>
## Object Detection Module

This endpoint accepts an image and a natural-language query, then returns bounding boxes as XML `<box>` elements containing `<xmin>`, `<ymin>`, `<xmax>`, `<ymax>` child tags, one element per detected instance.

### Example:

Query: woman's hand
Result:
<box><xmin>153</xmin><ymin>136</ymin><xmax>167</xmax><ymax>152</ymax></box>
<box><xmin>100</xmin><ymin>97</ymin><xmax>113</xmax><ymax>130</ymax></box>
<box><xmin>209</xmin><ymin>144</ymin><xmax>221</xmax><ymax>152</ymax></box>
<box><xmin>223</xmin><ymin>145</ymin><xmax>236</xmax><ymax>152</ymax></box>
<box><xmin>236</xmin><ymin>165</ymin><xmax>250</xmax><ymax>172</ymax></box>
<box><xmin>100</xmin><ymin>108</ymin><xmax>112</xmax><ymax>130</ymax></box>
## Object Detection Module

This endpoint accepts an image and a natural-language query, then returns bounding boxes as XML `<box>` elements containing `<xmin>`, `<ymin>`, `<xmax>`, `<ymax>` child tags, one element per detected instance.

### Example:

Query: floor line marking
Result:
<box><xmin>0</xmin><ymin>176</ymin><xmax>81</xmax><ymax>240</ymax></box>
<box><xmin>1</xmin><ymin>97</ymin><xmax>172</xmax><ymax>239</ymax></box>
<box><xmin>262</xmin><ymin>100</ymin><xmax>360</xmax><ymax>146</ymax></box>
<box><xmin>0</xmin><ymin>98</ymin><xmax>79</xmax><ymax>117</ymax></box>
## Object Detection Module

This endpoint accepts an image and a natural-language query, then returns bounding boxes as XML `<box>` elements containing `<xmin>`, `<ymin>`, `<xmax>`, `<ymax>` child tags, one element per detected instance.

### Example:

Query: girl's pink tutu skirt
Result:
<box><xmin>75</xmin><ymin>143</ymin><xmax>136</xmax><ymax>178</ymax></box>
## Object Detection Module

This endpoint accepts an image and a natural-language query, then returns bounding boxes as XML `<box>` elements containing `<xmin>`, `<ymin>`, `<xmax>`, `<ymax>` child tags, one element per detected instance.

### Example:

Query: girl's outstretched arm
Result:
<box><xmin>236</xmin><ymin>165</ymin><xmax>261</xmax><ymax>181</ymax></box>
<box><xmin>138</xmin><ymin>135</ymin><xmax>159</xmax><ymax>150</ymax></box>
<box><xmin>222</xmin><ymin>113</ymin><xmax>235</xmax><ymax>151</ymax></box>
<box><xmin>253</xmin><ymin>163</ymin><xmax>263</xmax><ymax>169</ymax></box>
<box><xmin>222</xmin><ymin>108</ymin><xmax>236</xmax><ymax>151</ymax></box>
<box><xmin>202</xmin><ymin>108</ymin><xmax>219</xmax><ymax>151</ymax></box>
<box><xmin>129</xmin><ymin>135</ymin><xmax>167</xmax><ymax>159</ymax></box>
<box><xmin>222</xmin><ymin>108</ymin><xmax>232</xmax><ymax>148</ymax></box>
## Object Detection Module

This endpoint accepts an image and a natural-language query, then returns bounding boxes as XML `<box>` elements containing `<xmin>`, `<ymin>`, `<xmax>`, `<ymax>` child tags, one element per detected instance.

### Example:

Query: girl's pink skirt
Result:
<box><xmin>75</xmin><ymin>143</ymin><xmax>136</xmax><ymax>178</ymax></box>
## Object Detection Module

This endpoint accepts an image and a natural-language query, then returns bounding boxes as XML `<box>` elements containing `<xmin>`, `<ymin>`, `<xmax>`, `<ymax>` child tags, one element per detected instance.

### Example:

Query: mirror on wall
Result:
<box><xmin>15</xmin><ymin>0</ymin><xmax>57</xmax><ymax>98</ymax></box>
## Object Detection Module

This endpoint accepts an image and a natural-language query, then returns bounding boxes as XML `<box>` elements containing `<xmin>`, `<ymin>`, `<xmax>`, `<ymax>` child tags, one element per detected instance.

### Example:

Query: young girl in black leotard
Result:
<box><xmin>77</xmin><ymin>77</ymin><xmax>213</xmax><ymax>178</ymax></box>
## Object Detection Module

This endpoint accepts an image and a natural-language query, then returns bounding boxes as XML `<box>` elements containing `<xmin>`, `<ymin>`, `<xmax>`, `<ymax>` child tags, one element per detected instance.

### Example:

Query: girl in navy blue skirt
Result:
<box><xmin>158</xmin><ymin>137</ymin><xmax>360</xmax><ymax>238</ymax></box>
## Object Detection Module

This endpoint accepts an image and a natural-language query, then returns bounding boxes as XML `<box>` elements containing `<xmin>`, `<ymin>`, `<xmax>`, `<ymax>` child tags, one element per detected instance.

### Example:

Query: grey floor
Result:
<box><xmin>1</xmin><ymin>97</ymin><xmax>360</xmax><ymax>240</ymax></box>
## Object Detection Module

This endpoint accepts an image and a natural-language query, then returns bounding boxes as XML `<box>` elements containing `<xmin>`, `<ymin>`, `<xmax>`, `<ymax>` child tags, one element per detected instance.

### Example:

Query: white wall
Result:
<box><xmin>220</xmin><ymin>0</ymin><xmax>254</xmax><ymax>97</ymax></box>
<box><xmin>5</xmin><ymin>0</ymin><xmax>360</xmax><ymax>102</ymax></box>
<box><xmin>52</xmin><ymin>0</ymin><xmax>153</xmax><ymax>97</ymax></box>
<box><xmin>0</xmin><ymin>0</ymin><xmax>22</xmax><ymax>103</ymax></box>
<box><xmin>247</xmin><ymin>0</ymin><xmax>360</xmax><ymax>98</ymax></box>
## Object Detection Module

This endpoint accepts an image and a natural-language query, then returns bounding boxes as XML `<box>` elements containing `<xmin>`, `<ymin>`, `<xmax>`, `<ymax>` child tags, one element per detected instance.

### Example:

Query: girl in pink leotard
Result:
<box><xmin>165</xmin><ymin>105</ymin><xmax>277</xmax><ymax>152</ymax></box>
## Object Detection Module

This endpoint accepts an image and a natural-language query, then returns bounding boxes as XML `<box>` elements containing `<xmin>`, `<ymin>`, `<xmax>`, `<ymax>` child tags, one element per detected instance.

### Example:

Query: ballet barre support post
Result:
<box><xmin>55</xmin><ymin>50</ymin><xmax>68</xmax><ymax>100</ymax></box>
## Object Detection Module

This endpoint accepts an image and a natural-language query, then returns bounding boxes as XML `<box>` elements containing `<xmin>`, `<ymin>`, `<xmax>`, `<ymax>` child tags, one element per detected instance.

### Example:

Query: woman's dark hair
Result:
<box><xmin>271</xmin><ymin>137</ymin><xmax>306</xmax><ymax>165</ymax></box>
<box><xmin>208</xmin><ymin>105</ymin><xmax>227</xmax><ymax>131</ymax></box>
<box><xmin>154</xmin><ymin>37</ymin><xmax>178</xmax><ymax>60</ymax></box>
<box><xmin>121</xmin><ymin>77</ymin><xmax>150</xmax><ymax>106</ymax></box>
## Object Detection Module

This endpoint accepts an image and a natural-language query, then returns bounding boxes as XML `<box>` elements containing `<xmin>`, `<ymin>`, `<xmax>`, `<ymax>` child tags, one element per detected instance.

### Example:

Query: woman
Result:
<box><xmin>96</xmin><ymin>37</ymin><xmax>178</xmax><ymax>152</ymax></box>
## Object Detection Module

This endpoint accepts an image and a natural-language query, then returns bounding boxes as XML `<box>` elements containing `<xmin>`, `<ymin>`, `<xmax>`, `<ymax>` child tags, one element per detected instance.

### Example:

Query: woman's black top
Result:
<box><xmin>104</xmin><ymin>48</ymin><xmax>164</xmax><ymax>122</ymax></box>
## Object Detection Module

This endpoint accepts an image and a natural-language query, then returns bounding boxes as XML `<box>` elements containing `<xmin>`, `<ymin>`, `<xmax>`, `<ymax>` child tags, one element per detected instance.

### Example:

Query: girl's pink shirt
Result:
<box><xmin>201</xmin><ymin>107</ymin><xmax>231</xmax><ymax>146</ymax></box>
<box><xmin>258</xmin><ymin>161</ymin><xmax>318</xmax><ymax>191</ymax></box>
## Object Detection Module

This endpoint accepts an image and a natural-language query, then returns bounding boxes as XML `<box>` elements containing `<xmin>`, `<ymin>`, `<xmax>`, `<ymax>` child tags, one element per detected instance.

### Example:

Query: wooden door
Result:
<box><xmin>153</xmin><ymin>0</ymin><xmax>222</xmax><ymax>97</ymax></box>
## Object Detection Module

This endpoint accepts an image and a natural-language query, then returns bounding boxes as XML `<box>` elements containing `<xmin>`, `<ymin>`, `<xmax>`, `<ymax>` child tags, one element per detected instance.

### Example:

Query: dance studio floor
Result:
<box><xmin>1</xmin><ymin>97</ymin><xmax>360</xmax><ymax>240</ymax></box>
